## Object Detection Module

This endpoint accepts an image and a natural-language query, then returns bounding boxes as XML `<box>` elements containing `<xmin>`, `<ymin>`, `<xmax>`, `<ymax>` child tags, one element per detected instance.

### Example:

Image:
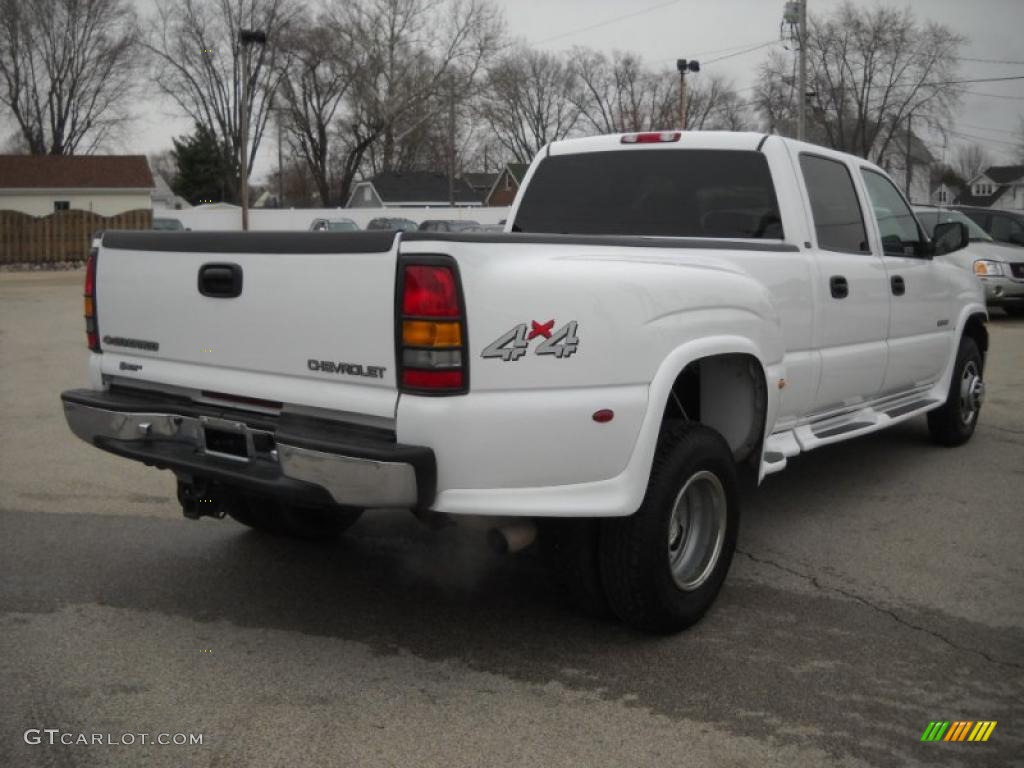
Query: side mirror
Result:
<box><xmin>932</xmin><ymin>221</ymin><xmax>969</xmax><ymax>256</ymax></box>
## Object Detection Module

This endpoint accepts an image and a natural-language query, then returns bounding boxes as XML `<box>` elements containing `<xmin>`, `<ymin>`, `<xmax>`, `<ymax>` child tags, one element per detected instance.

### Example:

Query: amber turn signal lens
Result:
<box><xmin>84</xmin><ymin>297</ymin><xmax>94</xmax><ymax>316</ymax></box>
<box><xmin>402</xmin><ymin>320</ymin><xmax>462</xmax><ymax>347</ymax></box>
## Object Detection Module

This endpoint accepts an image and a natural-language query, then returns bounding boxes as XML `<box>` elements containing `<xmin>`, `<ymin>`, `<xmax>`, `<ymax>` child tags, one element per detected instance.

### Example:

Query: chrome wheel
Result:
<box><xmin>959</xmin><ymin>360</ymin><xmax>984</xmax><ymax>426</ymax></box>
<box><xmin>667</xmin><ymin>470</ymin><xmax>727</xmax><ymax>591</ymax></box>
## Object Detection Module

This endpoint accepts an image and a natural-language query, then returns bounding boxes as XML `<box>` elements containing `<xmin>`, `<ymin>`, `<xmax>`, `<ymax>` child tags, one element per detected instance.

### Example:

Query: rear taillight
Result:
<box><xmin>84</xmin><ymin>247</ymin><xmax>100</xmax><ymax>352</ymax></box>
<box><xmin>621</xmin><ymin>131</ymin><xmax>681</xmax><ymax>144</ymax></box>
<box><xmin>397</xmin><ymin>259</ymin><xmax>467</xmax><ymax>394</ymax></box>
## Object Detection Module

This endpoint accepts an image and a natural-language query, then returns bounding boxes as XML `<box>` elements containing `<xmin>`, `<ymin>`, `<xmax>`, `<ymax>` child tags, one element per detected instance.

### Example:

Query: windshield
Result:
<box><xmin>513</xmin><ymin>149</ymin><xmax>783</xmax><ymax>239</ymax></box>
<box><xmin>327</xmin><ymin>220</ymin><xmax>358</xmax><ymax>232</ymax></box>
<box><xmin>152</xmin><ymin>218</ymin><xmax>184</xmax><ymax>231</ymax></box>
<box><xmin>915</xmin><ymin>210</ymin><xmax>992</xmax><ymax>242</ymax></box>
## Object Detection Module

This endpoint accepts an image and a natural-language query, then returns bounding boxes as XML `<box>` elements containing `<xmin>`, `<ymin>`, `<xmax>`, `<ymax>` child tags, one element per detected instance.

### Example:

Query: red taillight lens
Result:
<box><xmin>84</xmin><ymin>248</ymin><xmax>100</xmax><ymax>352</ymax></box>
<box><xmin>402</xmin><ymin>369</ymin><xmax>464</xmax><ymax>390</ymax></box>
<box><xmin>621</xmin><ymin>131</ymin><xmax>681</xmax><ymax>144</ymax></box>
<box><xmin>402</xmin><ymin>265</ymin><xmax>460</xmax><ymax>317</ymax></box>
<box><xmin>398</xmin><ymin>260</ymin><xmax>467</xmax><ymax>394</ymax></box>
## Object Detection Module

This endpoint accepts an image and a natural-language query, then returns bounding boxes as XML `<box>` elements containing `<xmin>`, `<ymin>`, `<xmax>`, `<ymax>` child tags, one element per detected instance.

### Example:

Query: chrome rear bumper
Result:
<box><xmin>61</xmin><ymin>390</ymin><xmax>435</xmax><ymax>509</ymax></box>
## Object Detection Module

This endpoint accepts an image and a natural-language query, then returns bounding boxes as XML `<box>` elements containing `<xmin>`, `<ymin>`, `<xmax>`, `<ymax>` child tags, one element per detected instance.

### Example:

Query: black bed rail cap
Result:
<box><xmin>101</xmin><ymin>230</ymin><xmax>398</xmax><ymax>254</ymax></box>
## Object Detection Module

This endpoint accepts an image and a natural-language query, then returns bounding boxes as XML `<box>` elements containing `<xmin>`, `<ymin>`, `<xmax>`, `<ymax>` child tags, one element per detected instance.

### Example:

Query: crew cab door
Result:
<box><xmin>796</xmin><ymin>152</ymin><xmax>890</xmax><ymax>412</ymax></box>
<box><xmin>858</xmin><ymin>169</ymin><xmax>953</xmax><ymax>394</ymax></box>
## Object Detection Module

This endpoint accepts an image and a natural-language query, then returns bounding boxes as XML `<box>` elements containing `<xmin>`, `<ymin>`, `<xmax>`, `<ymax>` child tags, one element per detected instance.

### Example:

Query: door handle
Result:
<box><xmin>198</xmin><ymin>263</ymin><xmax>243</xmax><ymax>298</ymax></box>
<box><xmin>891</xmin><ymin>275</ymin><xmax>906</xmax><ymax>296</ymax></box>
<box><xmin>829</xmin><ymin>275</ymin><xmax>848</xmax><ymax>299</ymax></box>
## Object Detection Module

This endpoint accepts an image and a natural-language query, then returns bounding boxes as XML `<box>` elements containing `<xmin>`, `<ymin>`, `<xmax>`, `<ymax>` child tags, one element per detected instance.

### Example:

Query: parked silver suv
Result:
<box><xmin>914</xmin><ymin>206</ymin><xmax>1024</xmax><ymax>316</ymax></box>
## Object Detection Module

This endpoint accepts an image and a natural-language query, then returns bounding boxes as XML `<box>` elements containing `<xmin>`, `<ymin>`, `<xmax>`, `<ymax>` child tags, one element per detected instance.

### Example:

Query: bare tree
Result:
<box><xmin>277</xmin><ymin>13</ymin><xmax>358</xmax><ymax>205</ymax></box>
<box><xmin>570</xmin><ymin>49</ymin><xmax>672</xmax><ymax>133</ymax></box>
<box><xmin>954</xmin><ymin>143</ymin><xmax>991</xmax><ymax>183</ymax></box>
<box><xmin>346</xmin><ymin>0</ymin><xmax>503</xmax><ymax>187</ymax></box>
<box><xmin>752</xmin><ymin>50</ymin><xmax>799</xmax><ymax>136</ymax></box>
<box><xmin>753</xmin><ymin>2</ymin><xmax>964</xmax><ymax>163</ymax></box>
<box><xmin>570</xmin><ymin>48</ymin><xmax>747</xmax><ymax>135</ymax></box>
<box><xmin>682</xmin><ymin>74</ymin><xmax>749</xmax><ymax>131</ymax></box>
<box><xmin>0</xmin><ymin>0</ymin><xmax>140</xmax><ymax>154</ymax></box>
<box><xmin>478</xmin><ymin>46</ymin><xmax>579</xmax><ymax>163</ymax></box>
<box><xmin>145</xmin><ymin>0</ymin><xmax>295</xmax><ymax>201</ymax></box>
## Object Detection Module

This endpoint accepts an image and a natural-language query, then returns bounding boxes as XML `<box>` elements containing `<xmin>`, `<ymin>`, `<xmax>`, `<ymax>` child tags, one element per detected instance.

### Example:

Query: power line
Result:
<box><xmin>964</xmin><ymin>89</ymin><xmax>1024</xmax><ymax>102</ymax></box>
<box><xmin>946</xmin><ymin>128</ymin><xmax>1019</xmax><ymax>149</ymax></box>
<box><xmin>954</xmin><ymin>121</ymin><xmax>1020</xmax><ymax>137</ymax></box>
<box><xmin>878</xmin><ymin>74</ymin><xmax>1024</xmax><ymax>89</ymax></box>
<box><xmin>691</xmin><ymin>39</ymin><xmax>778</xmax><ymax>60</ymax></box>
<box><xmin>704</xmin><ymin>41</ymin><xmax>779</xmax><ymax>65</ymax></box>
<box><xmin>955</xmin><ymin>55</ymin><xmax>1024</xmax><ymax>65</ymax></box>
<box><xmin>534</xmin><ymin>0</ymin><xmax>682</xmax><ymax>45</ymax></box>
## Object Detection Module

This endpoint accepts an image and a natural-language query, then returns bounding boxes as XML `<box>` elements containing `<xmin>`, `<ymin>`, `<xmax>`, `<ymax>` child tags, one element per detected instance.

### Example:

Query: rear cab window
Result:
<box><xmin>512</xmin><ymin>150</ymin><xmax>783</xmax><ymax>240</ymax></box>
<box><xmin>798</xmin><ymin>154</ymin><xmax>869</xmax><ymax>254</ymax></box>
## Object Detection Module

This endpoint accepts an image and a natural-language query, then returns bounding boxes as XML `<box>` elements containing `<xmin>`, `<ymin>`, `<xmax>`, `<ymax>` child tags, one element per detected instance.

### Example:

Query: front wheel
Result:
<box><xmin>927</xmin><ymin>336</ymin><xmax>984</xmax><ymax>447</ymax></box>
<box><xmin>599</xmin><ymin>423</ymin><xmax>739</xmax><ymax>633</ymax></box>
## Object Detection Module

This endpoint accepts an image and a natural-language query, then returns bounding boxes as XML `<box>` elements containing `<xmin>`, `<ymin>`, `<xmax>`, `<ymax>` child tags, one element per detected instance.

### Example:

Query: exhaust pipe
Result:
<box><xmin>487</xmin><ymin>521</ymin><xmax>537</xmax><ymax>555</ymax></box>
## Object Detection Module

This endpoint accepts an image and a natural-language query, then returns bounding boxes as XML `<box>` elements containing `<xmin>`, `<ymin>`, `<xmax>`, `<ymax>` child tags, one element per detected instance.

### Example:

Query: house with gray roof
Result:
<box><xmin>346</xmin><ymin>172</ymin><xmax>482</xmax><ymax>208</ymax></box>
<box><xmin>959</xmin><ymin>164</ymin><xmax>1024</xmax><ymax>210</ymax></box>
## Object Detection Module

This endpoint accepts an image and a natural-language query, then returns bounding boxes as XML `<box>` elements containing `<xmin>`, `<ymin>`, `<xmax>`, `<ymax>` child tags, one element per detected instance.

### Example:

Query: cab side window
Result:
<box><xmin>799</xmin><ymin>154</ymin><xmax>869</xmax><ymax>254</ymax></box>
<box><xmin>860</xmin><ymin>169</ymin><xmax>925</xmax><ymax>257</ymax></box>
<box><xmin>991</xmin><ymin>214</ymin><xmax>1024</xmax><ymax>246</ymax></box>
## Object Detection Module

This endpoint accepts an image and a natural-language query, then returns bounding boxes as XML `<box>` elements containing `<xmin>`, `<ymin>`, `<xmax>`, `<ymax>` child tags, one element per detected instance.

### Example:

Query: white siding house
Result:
<box><xmin>0</xmin><ymin>155</ymin><xmax>154</xmax><ymax>216</ymax></box>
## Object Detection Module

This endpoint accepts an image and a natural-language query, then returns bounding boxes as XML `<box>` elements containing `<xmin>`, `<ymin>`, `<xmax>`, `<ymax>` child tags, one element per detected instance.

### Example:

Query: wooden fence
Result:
<box><xmin>0</xmin><ymin>208</ymin><xmax>153</xmax><ymax>265</ymax></box>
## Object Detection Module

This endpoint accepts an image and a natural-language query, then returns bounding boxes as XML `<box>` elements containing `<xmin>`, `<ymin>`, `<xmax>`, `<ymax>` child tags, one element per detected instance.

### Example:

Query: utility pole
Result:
<box><xmin>783</xmin><ymin>1</ymin><xmax>808</xmax><ymax>140</ymax></box>
<box><xmin>905</xmin><ymin>113</ymin><xmax>913</xmax><ymax>198</ymax></box>
<box><xmin>797</xmin><ymin>0</ymin><xmax>807</xmax><ymax>141</ymax></box>
<box><xmin>276</xmin><ymin>101</ymin><xmax>284</xmax><ymax>208</ymax></box>
<box><xmin>238</xmin><ymin>29</ymin><xmax>267</xmax><ymax>231</ymax></box>
<box><xmin>676</xmin><ymin>59</ymin><xmax>700</xmax><ymax>129</ymax></box>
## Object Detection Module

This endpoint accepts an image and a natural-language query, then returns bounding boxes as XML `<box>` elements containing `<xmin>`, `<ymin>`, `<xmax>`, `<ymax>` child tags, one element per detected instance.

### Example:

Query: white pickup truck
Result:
<box><xmin>62</xmin><ymin>131</ymin><xmax>987</xmax><ymax>632</ymax></box>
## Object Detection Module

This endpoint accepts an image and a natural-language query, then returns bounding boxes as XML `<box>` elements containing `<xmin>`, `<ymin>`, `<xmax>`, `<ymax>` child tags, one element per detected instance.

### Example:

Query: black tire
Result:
<box><xmin>599</xmin><ymin>423</ymin><xmax>739</xmax><ymax>633</ymax></box>
<box><xmin>927</xmin><ymin>336</ymin><xmax>983</xmax><ymax>447</ymax></box>
<box><xmin>229</xmin><ymin>497</ymin><xmax>362</xmax><ymax>540</ymax></box>
<box><xmin>538</xmin><ymin>519</ymin><xmax>611</xmax><ymax>618</ymax></box>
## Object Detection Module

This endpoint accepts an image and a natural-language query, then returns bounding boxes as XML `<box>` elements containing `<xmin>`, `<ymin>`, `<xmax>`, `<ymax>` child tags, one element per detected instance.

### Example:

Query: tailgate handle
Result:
<box><xmin>198</xmin><ymin>263</ymin><xmax>243</xmax><ymax>298</ymax></box>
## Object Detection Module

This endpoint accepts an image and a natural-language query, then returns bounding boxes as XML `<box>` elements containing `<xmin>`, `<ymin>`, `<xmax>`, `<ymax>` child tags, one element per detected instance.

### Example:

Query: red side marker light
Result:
<box><xmin>592</xmin><ymin>409</ymin><xmax>614</xmax><ymax>423</ymax></box>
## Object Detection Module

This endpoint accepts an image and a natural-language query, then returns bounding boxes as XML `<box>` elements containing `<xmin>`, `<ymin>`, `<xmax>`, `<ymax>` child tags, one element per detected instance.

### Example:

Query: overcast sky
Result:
<box><xmin>129</xmin><ymin>0</ymin><xmax>1024</xmax><ymax>180</ymax></box>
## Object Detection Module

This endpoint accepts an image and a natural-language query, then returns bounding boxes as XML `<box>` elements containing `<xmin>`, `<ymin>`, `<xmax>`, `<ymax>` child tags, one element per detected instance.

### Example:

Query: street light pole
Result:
<box><xmin>238</xmin><ymin>29</ymin><xmax>267</xmax><ymax>231</ymax></box>
<box><xmin>676</xmin><ymin>59</ymin><xmax>700</xmax><ymax>130</ymax></box>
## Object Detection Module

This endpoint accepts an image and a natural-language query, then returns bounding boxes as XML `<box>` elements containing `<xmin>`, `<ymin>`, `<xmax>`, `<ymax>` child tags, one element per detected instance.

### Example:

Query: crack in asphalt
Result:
<box><xmin>735</xmin><ymin>548</ymin><xmax>1024</xmax><ymax>671</ymax></box>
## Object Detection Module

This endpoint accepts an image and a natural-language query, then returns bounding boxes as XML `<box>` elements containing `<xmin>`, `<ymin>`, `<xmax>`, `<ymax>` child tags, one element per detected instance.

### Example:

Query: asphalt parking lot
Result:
<box><xmin>1</xmin><ymin>269</ymin><xmax>1022</xmax><ymax>767</ymax></box>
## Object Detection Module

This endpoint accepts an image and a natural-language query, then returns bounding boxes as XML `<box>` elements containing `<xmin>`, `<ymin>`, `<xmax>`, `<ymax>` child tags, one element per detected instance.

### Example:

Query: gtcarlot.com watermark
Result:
<box><xmin>25</xmin><ymin>729</ymin><xmax>203</xmax><ymax>746</ymax></box>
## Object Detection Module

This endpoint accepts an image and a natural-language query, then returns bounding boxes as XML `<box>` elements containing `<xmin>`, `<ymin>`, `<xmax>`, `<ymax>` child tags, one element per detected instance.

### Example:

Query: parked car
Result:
<box><xmin>366</xmin><ymin>217</ymin><xmax>418</xmax><ymax>232</ymax></box>
<box><xmin>310</xmin><ymin>217</ymin><xmax>360</xmax><ymax>232</ymax></box>
<box><xmin>464</xmin><ymin>224</ymin><xmax>504</xmax><ymax>233</ymax></box>
<box><xmin>152</xmin><ymin>217</ymin><xmax>187</xmax><ymax>231</ymax></box>
<box><xmin>63</xmin><ymin>131</ymin><xmax>984</xmax><ymax>632</ymax></box>
<box><xmin>955</xmin><ymin>205</ymin><xmax>1024</xmax><ymax>248</ymax></box>
<box><xmin>417</xmin><ymin>219</ymin><xmax>481</xmax><ymax>232</ymax></box>
<box><xmin>914</xmin><ymin>206</ymin><xmax>1024</xmax><ymax>316</ymax></box>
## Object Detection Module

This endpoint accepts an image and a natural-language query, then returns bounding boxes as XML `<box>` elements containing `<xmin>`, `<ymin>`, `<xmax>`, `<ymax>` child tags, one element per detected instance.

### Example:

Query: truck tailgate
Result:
<box><xmin>96</xmin><ymin>231</ymin><xmax>400</xmax><ymax>419</ymax></box>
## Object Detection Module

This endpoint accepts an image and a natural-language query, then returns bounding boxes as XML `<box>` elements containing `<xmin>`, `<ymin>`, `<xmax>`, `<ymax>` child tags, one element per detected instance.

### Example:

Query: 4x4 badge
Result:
<box><xmin>481</xmin><ymin>320</ymin><xmax>579</xmax><ymax>362</ymax></box>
